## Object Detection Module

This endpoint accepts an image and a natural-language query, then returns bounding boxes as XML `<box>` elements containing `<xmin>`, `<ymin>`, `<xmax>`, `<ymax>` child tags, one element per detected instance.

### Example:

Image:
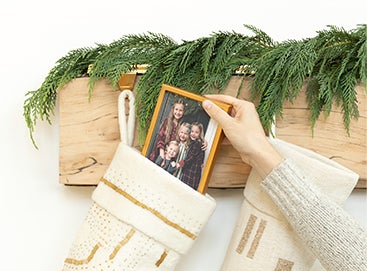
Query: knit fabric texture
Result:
<box><xmin>220</xmin><ymin>138</ymin><xmax>363</xmax><ymax>271</ymax></box>
<box><xmin>62</xmin><ymin>143</ymin><xmax>216</xmax><ymax>271</ymax></box>
<box><xmin>262</xmin><ymin>159</ymin><xmax>367</xmax><ymax>271</ymax></box>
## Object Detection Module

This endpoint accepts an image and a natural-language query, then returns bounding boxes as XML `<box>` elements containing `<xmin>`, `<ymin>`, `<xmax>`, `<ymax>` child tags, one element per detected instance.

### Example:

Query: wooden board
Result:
<box><xmin>59</xmin><ymin>78</ymin><xmax>121</xmax><ymax>185</ymax></box>
<box><xmin>59</xmin><ymin>77</ymin><xmax>366</xmax><ymax>188</ymax></box>
<box><xmin>275</xmin><ymin>83</ymin><xmax>366</xmax><ymax>189</ymax></box>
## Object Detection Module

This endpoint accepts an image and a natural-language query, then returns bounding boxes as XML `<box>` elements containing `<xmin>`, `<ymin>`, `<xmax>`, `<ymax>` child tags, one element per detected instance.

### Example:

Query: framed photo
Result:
<box><xmin>141</xmin><ymin>84</ymin><xmax>232</xmax><ymax>194</ymax></box>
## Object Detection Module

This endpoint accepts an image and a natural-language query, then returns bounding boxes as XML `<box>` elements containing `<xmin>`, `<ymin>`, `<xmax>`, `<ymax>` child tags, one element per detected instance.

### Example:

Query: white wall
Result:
<box><xmin>1</xmin><ymin>1</ymin><xmax>366</xmax><ymax>270</ymax></box>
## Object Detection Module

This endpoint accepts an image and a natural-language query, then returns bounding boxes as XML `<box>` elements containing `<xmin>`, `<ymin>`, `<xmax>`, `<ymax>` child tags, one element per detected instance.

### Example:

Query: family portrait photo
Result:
<box><xmin>142</xmin><ymin>84</ymin><xmax>231</xmax><ymax>193</ymax></box>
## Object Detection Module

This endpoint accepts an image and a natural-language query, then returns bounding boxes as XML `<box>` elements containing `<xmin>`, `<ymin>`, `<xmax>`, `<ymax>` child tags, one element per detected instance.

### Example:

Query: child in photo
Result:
<box><xmin>177</xmin><ymin>122</ymin><xmax>205</xmax><ymax>190</ymax></box>
<box><xmin>149</xmin><ymin>99</ymin><xmax>185</xmax><ymax>162</ymax></box>
<box><xmin>174</xmin><ymin>122</ymin><xmax>191</xmax><ymax>180</ymax></box>
<box><xmin>155</xmin><ymin>140</ymin><xmax>179</xmax><ymax>175</ymax></box>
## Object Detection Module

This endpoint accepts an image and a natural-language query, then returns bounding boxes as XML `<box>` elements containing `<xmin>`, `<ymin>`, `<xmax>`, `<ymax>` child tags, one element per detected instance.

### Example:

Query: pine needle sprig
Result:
<box><xmin>243</xmin><ymin>24</ymin><xmax>275</xmax><ymax>48</ymax></box>
<box><xmin>135</xmin><ymin>46</ymin><xmax>180</xmax><ymax>142</ymax></box>
<box><xmin>251</xmin><ymin>39</ymin><xmax>318</xmax><ymax>132</ymax></box>
<box><xmin>305</xmin><ymin>77</ymin><xmax>323</xmax><ymax>133</ymax></box>
<box><xmin>23</xmin><ymin>45</ymin><xmax>104</xmax><ymax>148</ymax></box>
<box><xmin>340</xmin><ymin>72</ymin><xmax>359</xmax><ymax>134</ymax></box>
<box><xmin>307</xmin><ymin>25</ymin><xmax>365</xmax><ymax>133</ymax></box>
<box><xmin>203</xmin><ymin>32</ymin><xmax>255</xmax><ymax>91</ymax></box>
<box><xmin>354</xmin><ymin>24</ymin><xmax>367</xmax><ymax>88</ymax></box>
<box><xmin>89</xmin><ymin>32</ymin><xmax>177</xmax><ymax>92</ymax></box>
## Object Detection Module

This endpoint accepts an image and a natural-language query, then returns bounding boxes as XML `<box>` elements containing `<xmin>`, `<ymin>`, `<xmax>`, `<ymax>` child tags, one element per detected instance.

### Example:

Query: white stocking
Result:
<box><xmin>220</xmin><ymin>138</ymin><xmax>358</xmax><ymax>271</ymax></box>
<box><xmin>62</xmin><ymin>90</ymin><xmax>216</xmax><ymax>271</ymax></box>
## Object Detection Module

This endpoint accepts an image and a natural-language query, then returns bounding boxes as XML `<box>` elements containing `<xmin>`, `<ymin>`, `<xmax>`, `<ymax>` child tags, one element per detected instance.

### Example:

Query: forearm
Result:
<box><xmin>246</xmin><ymin>138</ymin><xmax>283</xmax><ymax>179</ymax></box>
<box><xmin>261</xmin><ymin>159</ymin><xmax>367</xmax><ymax>271</ymax></box>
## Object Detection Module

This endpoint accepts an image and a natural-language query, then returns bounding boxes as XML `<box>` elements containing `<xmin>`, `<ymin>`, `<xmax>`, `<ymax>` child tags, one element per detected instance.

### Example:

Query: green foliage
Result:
<box><xmin>23</xmin><ymin>45</ymin><xmax>105</xmax><ymax>148</ymax></box>
<box><xmin>89</xmin><ymin>32</ymin><xmax>177</xmax><ymax>91</ymax></box>
<box><xmin>24</xmin><ymin>24</ymin><xmax>367</xmax><ymax>147</ymax></box>
<box><xmin>252</xmin><ymin>24</ymin><xmax>367</xmax><ymax>134</ymax></box>
<box><xmin>251</xmin><ymin>38</ymin><xmax>319</xmax><ymax>131</ymax></box>
<box><xmin>306</xmin><ymin>25</ymin><xmax>366</xmax><ymax>134</ymax></box>
<box><xmin>136</xmin><ymin>28</ymin><xmax>269</xmax><ymax>142</ymax></box>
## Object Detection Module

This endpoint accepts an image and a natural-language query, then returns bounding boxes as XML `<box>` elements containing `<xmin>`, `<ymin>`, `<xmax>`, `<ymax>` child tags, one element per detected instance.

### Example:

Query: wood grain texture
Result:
<box><xmin>275</xmin><ymin>83</ymin><xmax>366</xmax><ymax>189</ymax></box>
<box><xmin>59</xmin><ymin>77</ymin><xmax>366</xmax><ymax>188</ymax></box>
<box><xmin>59</xmin><ymin>78</ymin><xmax>121</xmax><ymax>185</ymax></box>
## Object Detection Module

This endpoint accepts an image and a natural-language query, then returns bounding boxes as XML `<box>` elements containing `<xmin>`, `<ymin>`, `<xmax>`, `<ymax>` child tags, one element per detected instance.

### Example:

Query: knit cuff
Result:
<box><xmin>92</xmin><ymin>143</ymin><xmax>216</xmax><ymax>255</ymax></box>
<box><xmin>260</xmin><ymin>159</ymin><xmax>320</xmax><ymax>223</ymax></box>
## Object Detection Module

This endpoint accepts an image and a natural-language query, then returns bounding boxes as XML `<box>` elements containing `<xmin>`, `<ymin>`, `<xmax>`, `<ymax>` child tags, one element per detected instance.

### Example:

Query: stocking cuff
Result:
<box><xmin>92</xmin><ymin>143</ymin><xmax>216</xmax><ymax>255</ymax></box>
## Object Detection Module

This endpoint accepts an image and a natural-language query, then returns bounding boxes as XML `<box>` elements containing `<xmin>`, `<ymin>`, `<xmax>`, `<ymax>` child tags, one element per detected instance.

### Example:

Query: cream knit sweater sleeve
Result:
<box><xmin>261</xmin><ymin>159</ymin><xmax>367</xmax><ymax>271</ymax></box>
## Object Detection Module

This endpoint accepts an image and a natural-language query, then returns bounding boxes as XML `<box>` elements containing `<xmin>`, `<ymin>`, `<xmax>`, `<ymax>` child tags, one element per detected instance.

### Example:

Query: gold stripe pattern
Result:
<box><xmin>274</xmin><ymin>258</ymin><xmax>294</xmax><ymax>271</ymax></box>
<box><xmin>100</xmin><ymin>177</ymin><xmax>197</xmax><ymax>240</ymax></box>
<box><xmin>236</xmin><ymin>214</ymin><xmax>257</xmax><ymax>254</ymax></box>
<box><xmin>64</xmin><ymin>243</ymin><xmax>101</xmax><ymax>265</ymax></box>
<box><xmin>109</xmin><ymin>228</ymin><xmax>136</xmax><ymax>260</ymax></box>
<box><xmin>155</xmin><ymin>249</ymin><xmax>169</xmax><ymax>267</ymax></box>
<box><xmin>247</xmin><ymin>219</ymin><xmax>267</xmax><ymax>259</ymax></box>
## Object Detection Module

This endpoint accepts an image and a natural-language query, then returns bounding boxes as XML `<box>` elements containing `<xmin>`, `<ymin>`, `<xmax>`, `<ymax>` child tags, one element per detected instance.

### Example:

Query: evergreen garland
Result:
<box><xmin>23</xmin><ymin>45</ymin><xmax>105</xmax><ymax>147</ymax></box>
<box><xmin>23</xmin><ymin>24</ymin><xmax>366</xmax><ymax>147</ymax></box>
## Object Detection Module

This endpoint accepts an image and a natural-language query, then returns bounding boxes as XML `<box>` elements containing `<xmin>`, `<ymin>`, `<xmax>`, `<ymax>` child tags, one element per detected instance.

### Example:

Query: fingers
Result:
<box><xmin>203</xmin><ymin>94</ymin><xmax>255</xmax><ymax>129</ymax></box>
<box><xmin>204</xmin><ymin>94</ymin><xmax>243</xmax><ymax>110</ymax></box>
<box><xmin>202</xmin><ymin>100</ymin><xmax>232</xmax><ymax>129</ymax></box>
<box><xmin>204</xmin><ymin>94</ymin><xmax>239</xmax><ymax>104</ymax></box>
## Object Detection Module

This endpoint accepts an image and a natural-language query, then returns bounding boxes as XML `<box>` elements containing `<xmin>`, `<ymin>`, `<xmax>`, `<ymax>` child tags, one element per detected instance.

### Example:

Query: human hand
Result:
<box><xmin>202</xmin><ymin>95</ymin><xmax>283</xmax><ymax>178</ymax></box>
<box><xmin>201</xmin><ymin>140</ymin><xmax>208</xmax><ymax>151</ymax></box>
<box><xmin>159</xmin><ymin>148</ymin><xmax>165</xmax><ymax>159</ymax></box>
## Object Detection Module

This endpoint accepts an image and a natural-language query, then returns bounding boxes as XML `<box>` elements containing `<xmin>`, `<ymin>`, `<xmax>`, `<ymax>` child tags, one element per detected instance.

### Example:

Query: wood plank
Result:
<box><xmin>59</xmin><ymin>78</ymin><xmax>121</xmax><ymax>185</ymax></box>
<box><xmin>275</xmin><ymin>83</ymin><xmax>366</xmax><ymax>189</ymax></box>
<box><xmin>59</xmin><ymin>77</ymin><xmax>366</xmax><ymax>188</ymax></box>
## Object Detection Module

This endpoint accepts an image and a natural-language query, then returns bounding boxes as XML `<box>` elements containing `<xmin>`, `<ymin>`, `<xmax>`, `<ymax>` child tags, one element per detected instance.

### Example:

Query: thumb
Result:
<box><xmin>202</xmin><ymin>100</ymin><xmax>232</xmax><ymax>129</ymax></box>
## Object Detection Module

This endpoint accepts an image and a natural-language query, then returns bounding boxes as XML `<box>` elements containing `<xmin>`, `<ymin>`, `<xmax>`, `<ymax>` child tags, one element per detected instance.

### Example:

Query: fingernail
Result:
<box><xmin>203</xmin><ymin>100</ymin><xmax>213</xmax><ymax>110</ymax></box>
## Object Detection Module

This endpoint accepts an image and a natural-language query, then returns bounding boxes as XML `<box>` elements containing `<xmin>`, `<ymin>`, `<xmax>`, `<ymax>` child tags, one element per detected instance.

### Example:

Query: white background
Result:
<box><xmin>1</xmin><ymin>1</ymin><xmax>366</xmax><ymax>270</ymax></box>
